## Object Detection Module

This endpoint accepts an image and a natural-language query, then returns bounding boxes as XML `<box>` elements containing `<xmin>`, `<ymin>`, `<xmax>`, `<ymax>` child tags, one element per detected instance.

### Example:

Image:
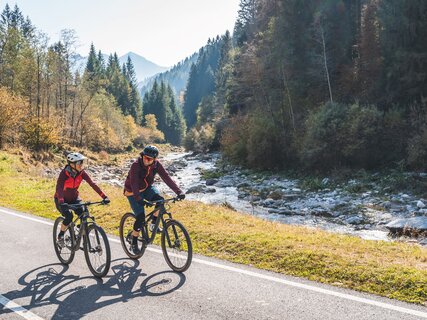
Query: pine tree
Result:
<box><xmin>378</xmin><ymin>0</ymin><xmax>427</xmax><ymax>106</ymax></box>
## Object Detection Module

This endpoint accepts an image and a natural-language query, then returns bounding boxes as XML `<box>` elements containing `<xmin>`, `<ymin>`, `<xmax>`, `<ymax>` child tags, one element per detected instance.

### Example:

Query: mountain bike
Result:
<box><xmin>119</xmin><ymin>197</ymin><xmax>192</xmax><ymax>272</ymax></box>
<box><xmin>53</xmin><ymin>201</ymin><xmax>111</xmax><ymax>278</ymax></box>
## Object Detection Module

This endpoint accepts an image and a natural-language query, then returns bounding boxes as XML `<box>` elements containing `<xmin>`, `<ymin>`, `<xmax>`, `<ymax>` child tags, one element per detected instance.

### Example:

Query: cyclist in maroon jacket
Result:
<box><xmin>54</xmin><ymin>152</ymin><xmax>110</xmax><ymax>246</ymax></box>
<box><xmin>123</xmin><ymin>145</ymin><xmax>185</xmax><ymax>254</ymax></box>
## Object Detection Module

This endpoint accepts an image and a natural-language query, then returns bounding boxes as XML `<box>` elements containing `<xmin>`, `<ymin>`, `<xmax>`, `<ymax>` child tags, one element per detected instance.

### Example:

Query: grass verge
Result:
<box><xmin>0</xmin><ymin>150</ymin><xmax>426</xmax><ymax>305</ymax></box>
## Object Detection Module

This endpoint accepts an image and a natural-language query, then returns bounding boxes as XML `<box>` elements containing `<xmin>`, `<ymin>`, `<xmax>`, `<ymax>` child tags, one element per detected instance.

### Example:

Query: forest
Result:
<box><xmin>1</xmin><ymin>1</ymin><xmax>427</xmax><ymax>172</ymax></box>
<box><xmin>184</xmin><ymin>0</ymin><xmax>427</xmax><ymax>171</ymax></box>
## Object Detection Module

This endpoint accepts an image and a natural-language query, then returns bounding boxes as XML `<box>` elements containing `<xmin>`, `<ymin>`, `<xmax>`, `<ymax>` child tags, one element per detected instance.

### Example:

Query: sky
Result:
<box><xmin>1</xmin><ymin>0</ymin><xmax>240</xmax><ymax>67</ymax></box>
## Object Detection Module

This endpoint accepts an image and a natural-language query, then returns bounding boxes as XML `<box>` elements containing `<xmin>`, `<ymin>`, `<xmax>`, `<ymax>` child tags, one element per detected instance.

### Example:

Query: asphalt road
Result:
<box><xmin>0</xmin><ymin>206</ymin><xmax>426</xmax><ymax>320</ymax></box>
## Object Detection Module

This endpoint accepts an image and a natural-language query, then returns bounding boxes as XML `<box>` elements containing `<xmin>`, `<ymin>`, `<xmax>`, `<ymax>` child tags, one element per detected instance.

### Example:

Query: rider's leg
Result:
<box><xmin>143</xmin><ymin>187</ymin><xmax>164</xmax><ymax>233</ymax></box>
<box><xmin>55</xmin><ymin>198</ymin><xmax>73</xmax><ymax>236</ymax></box>
<box><xmin>143</xmin><ymin>186</ymin><xmax>164</xmax><ymax>222</ymax></box>
<box><xmin>126</xmin><ymin>196</ymin><xmax>145</xmax><ymax>238</ymax></box>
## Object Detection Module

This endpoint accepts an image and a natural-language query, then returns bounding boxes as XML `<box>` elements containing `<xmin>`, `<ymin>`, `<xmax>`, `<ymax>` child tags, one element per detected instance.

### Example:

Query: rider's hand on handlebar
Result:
<box><xmin>177</xmin><ymin>193</ymin><xmax>185</xmax><ymax>201</ymax></box>
<box><xmin>102</xmin><ymin>196</ymin><xmax>110</xmax><ymax>205</ymax></box>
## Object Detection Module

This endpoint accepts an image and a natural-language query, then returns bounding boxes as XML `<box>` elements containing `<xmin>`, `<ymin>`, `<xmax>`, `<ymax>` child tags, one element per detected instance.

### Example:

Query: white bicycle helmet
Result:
<box><xmin>66</xmin><ymin>152</ymin><xmax>87</xmax><ymax>163</ymax></box>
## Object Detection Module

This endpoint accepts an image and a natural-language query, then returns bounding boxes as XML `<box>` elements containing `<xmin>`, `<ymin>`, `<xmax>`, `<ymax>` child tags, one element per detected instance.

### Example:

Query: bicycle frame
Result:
<box><xmin>140</xmin><ymin>198</ymin><xmax>176</xmax><ymax>245</ymax></box>
<box><xmin>67</xmin><ymin>202</ymin><xmax>102</xmax><ymax>251</ymax></box>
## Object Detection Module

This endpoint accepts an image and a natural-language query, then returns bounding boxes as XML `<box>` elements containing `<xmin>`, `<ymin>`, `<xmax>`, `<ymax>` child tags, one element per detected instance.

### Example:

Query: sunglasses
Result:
<box><xmin>143</xmin><ymin>155</ymin><xmax>155</xmax><ymax>162</ymax></box>
<box><xmin>75</xmin><ymin>160</ymin><xmax>84</xmax><ymax>165</ymax></box>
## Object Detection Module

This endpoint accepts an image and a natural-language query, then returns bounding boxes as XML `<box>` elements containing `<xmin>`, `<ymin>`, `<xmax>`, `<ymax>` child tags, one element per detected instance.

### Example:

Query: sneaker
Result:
<box><xmin>57</xmin><ymin>234</ymin><xmax>65</xmax><ymax>248</ymax></box>
<box><xmin>131</xmin><ymin>243</ymin><xmax>141</xmax><ymax>255</ymax></box>
<box><xmin>126</xmin><ymin>231</ymin><xmax>133</xmax><ymax>244</ymax></box>
<box><xmin>130</xmin><ymin>235</ymin><xmax>140</xmax><ymax>254</ymax></box>
<box><xmin>149</xmin><ymin>223</ymin><xmax>163</xmax><ymax>234</ymax></box>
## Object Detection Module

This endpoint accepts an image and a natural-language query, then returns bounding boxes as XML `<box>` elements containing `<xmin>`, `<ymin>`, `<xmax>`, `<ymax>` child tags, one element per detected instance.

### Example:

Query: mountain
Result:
<box><xmin>118</xmin><ymin>52</ymin><xmax>168</xmax><ymax>81</ymax></box>
<box><xmin>140</xmin><ymin>52</ymin><xmax>199</xmax><ymax>104</ymax></box>
<box><xmin>71</xmin><ymin>52</ymin><xmax>168</xmax><ymax>82</ymax></box>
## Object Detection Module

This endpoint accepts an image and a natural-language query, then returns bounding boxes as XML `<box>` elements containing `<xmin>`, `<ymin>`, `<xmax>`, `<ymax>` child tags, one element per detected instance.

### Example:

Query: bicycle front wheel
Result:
<box><xmin>161</xmin><ymin>219</ymin><xmax>192</xmax><ymax>272</ymax></box>
<box><xmin>83</xmin><ymin>224</ymin><xmax>111</xmax><ymax>278</ymax></box>
<box><xmin>53</xmin><ymin>217</ymin><xmax>75</xmax><ymax>264</ymax></box>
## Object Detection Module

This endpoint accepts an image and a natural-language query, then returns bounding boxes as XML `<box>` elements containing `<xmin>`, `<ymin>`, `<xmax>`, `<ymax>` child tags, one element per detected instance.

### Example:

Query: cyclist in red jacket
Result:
<box><xmin>54</xmin><ymin>152</ymin><xmax>110</xmax><ymax>246</ymax></box>
<box><xmin>123</xmin><ymin>145</ymin><xmax>185</xmax><ymax>254</ymax></box>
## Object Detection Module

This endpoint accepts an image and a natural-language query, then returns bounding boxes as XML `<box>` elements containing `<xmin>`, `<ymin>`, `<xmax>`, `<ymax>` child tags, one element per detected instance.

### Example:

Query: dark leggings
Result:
<box><xmin>54</xmin><ymin>198</ymin><xmax>83</xmax><ymax>226</ymax></box>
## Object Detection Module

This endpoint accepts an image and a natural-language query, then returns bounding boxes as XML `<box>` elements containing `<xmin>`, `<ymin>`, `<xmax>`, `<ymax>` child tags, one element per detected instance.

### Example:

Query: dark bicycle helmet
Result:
<box><xmin>141</xmin><ymin>145</ymin><xmax>159</xmax><ymax>158</ymax></box>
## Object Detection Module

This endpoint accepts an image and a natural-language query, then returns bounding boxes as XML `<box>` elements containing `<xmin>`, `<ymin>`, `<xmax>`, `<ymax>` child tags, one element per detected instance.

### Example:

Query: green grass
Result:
<box><xmin>0</xmin><ymin>150</ymin><xmax>426</xmax><ymax>305</ymax></box>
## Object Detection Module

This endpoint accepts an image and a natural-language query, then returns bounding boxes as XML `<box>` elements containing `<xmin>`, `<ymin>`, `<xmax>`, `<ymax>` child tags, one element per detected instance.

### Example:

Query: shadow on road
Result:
<box><xmin>0</xmin><ymin>258</ymin><xmax>186</xmax><ymax>319</ymax></box>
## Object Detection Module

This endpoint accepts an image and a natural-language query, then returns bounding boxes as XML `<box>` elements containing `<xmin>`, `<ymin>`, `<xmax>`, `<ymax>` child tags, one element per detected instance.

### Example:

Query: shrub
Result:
<box><xmin>301</xmin><ymin>102</ymin><xmax>385</xmax><ymax>169</ymax></box>
<box><xmin>220</xmin><ymin>115</ymin><xmax>249</xmax><ymax>164</ymax></box>
<box><xmin>98</xmin><ymin>150</ymin><xmax>109</xmax><ymax>161</ymax></box>
<box><xmin>0</xmin><ymin>88</ymin><xmax>28</xmax><ymax>148</ymax></box>
<box><xmin>301</xmin><ymin>102</ymin><xmax>348</xmax><ymax>168</ymax></box>
<box><xmin>184</xmin><ymin>124</ymin><xmax>215</xmax><ymax>152</ymax></box>
<box><xmin>21</xmin><ymin>115</ymin><xmax>61</xmax><ymax>151</ymax></box>
<box><xmin>134</xmin><ymin>114</ymin><xmax>165</xmax><ymax>146</ymax></box>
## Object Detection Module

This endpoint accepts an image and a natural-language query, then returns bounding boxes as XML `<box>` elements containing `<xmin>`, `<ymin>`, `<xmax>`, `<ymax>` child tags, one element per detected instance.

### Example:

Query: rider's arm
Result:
<box><xmin>82</xmin><ymin>171</ymin><xmax>106</xmax><ymax>199</ymax></box>
<box><xmin>156</xmin><ymin>162</ymin><xmax>183</xmax><ymax>195</ymax></box>
<box><xmin>55</xmin><ymin>170</ymin><xmax>67</xmax><ymax>203</ymax></box>
<box><xmin>129</xmin><ymin>162</ymin><xmax>143</xmax><ymax>202</ymax></box>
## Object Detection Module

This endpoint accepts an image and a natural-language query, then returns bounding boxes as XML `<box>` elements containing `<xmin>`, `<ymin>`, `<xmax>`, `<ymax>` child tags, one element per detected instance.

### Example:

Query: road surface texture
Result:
<box><xmin>0</xmin><ymin>206</ymin><xmax>426</xmax><ymax>320</ymax></box>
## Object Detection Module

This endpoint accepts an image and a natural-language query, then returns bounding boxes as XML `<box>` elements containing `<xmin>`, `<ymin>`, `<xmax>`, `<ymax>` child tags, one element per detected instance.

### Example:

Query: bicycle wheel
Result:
<box><xmin>53</xmin><ymin>217</ymin><xmax>75</xmax><ymax>264</ymax></box>
<box><xmin>119</xmin><ymin>213</ymin><xmax>145</xmax><ymax>259</ymax></box>
<box><xmin>83</xmin><ymin>224</ymin><xmax>111</xmax><ymax>278</ymax></box>
<box><xmin>161</xmin><ymin>219</ymin><xmax>192</xmax><ymax>272</ymax></box>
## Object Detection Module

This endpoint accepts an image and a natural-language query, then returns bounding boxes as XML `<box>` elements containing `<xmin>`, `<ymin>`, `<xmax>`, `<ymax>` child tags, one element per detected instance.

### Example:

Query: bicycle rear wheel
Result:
<box><xmin>161</xmin><ymin>219</ymin><xmax>192</xmax><ymax>272</ymax></box>
<box><xmin>119</xmin><ymin>213</ymin><xmax>145</xmax><ymax>259</ymax></box>
<box><xmin>53</xmin><ymin>217</ymin><xmax>75</xmax><ymax>264</ymax></box>
<box><xmin>84</xmin><ymin>224</ymin><xmax>111</xmax><ymax>278</ymax></box>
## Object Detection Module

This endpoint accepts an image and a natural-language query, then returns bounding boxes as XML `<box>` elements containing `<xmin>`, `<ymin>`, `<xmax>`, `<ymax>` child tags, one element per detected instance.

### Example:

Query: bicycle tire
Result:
<box><xmin>161</xmin><ymin>219</ymin><xmax>192</xmax><ymax>272</ymax></box>
<box><xmin>53</xmin><ymin>217</ymin><xmax>75</xmax><ymax>264</ymax></box>
<box><xmin>83</xmin><ymin>224</ymin><xmax>111</xmax><ymax>278</ymax></box>
<box><xmin>119</xmin><ymin>213</ymin><xmax>145</xmax><ymax>259</ymax></box>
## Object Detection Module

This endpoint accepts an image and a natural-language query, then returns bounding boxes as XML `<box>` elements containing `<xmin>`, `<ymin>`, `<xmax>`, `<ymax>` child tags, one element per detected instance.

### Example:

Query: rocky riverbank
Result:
<box><xmin>44</xmin><ymin>151</ymin><xmax>427</xmax><ymax>244</ymax></box>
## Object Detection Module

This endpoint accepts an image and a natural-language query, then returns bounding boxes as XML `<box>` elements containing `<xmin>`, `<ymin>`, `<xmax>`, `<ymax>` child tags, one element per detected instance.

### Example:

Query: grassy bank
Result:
<box><xmin>0</xmin><ymin>150</ymin><xmax>426</xmax><ymax>305</ymax></box>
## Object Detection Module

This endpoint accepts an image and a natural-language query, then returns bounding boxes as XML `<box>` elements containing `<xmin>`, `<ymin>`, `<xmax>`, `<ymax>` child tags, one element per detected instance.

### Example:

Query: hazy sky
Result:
<box><xmin>2</xmin><ymin>0</ymin><xmax>240</xmax><ymax>67</ymax></box>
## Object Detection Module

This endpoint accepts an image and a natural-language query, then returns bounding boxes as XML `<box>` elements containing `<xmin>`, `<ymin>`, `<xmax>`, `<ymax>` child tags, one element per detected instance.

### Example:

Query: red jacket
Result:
<box><xmin>124</xmin><ymin>158</ymin><xmax>182</xmax><ymax>202</ymax></box>
<box><xmin>54</xmin><ymin>166</ymin><xmax>105</xmax><ymax>203</ymax></box>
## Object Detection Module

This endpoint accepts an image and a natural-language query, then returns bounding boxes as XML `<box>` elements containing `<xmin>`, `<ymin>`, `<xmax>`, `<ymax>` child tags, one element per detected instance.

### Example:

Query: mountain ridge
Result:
<box><xmin>73</xmin><ymin>51</ymin><xmax>169</xmax><ymax>82</ymax></box>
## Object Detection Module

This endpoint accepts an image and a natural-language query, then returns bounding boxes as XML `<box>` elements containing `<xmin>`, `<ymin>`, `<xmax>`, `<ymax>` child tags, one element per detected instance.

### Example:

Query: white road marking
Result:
<box><xmin>0</xmin><ymin>294</ymin><xmax>44</xmax><ymax>320</ymax></box>
<box><xmin>1</xmin><ymin>207</ymin><xmax>427</xmax><ymax>319</ymax></box>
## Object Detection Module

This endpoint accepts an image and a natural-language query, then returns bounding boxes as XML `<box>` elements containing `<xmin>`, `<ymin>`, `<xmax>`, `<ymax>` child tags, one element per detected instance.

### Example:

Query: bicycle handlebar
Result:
<box><xmin>65</xmin><ymin>201</ymin><xmax>106</xmax><ymax>209</ymax></box>
<box><xmin>143</xmin><ymin>197</ymin><xmax>181</xmax><ymax>206</ymax></box>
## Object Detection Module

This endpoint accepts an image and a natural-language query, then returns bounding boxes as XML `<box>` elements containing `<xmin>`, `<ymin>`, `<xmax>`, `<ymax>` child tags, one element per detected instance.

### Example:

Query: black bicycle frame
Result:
<box><xmin>141</xmin><ymin>203</ymin><xmax>173</xmax><ymax>245</ymax></box>
<box><xmin>67</xmin><ymin>203</ymin><xmax>101</xmax><ymax>251</ymax></box>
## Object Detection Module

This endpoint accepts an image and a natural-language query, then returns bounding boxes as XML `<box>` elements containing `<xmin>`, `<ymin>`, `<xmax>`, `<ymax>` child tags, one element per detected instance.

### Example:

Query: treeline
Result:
<box><xmin>142</xmin><ymin>80</ymin><xmax>186</xmax><ymax>145</ymax></box>
<box><xmin>0</xmin><ymin>4</ymin><xmax>166</xmax><ymax>152</ymax></box>
<box><xmin>182</xmin><ymin>0</ymin><xmax>427</xmax><ymax>170</ymax></box>
<box><xmin>140</xmin><ymin>52</ymin><xmax>198</xmax><ymax>105</ymax></box>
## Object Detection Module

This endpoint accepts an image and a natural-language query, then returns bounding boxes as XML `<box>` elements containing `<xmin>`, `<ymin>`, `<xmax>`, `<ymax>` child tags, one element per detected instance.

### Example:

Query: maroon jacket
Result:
<box><xmin>124</xmin><ymin>158</ymin><xmax>182</xmax><ymax>202</ymax></box>
<box><xmin>54</xmin><ymin>166</ymin><xmax>105</xmax><ymax>203</ymax></box>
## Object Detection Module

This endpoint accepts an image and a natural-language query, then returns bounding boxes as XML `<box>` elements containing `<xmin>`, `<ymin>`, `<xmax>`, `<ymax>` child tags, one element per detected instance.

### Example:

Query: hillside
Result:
<box><xmin>140</xmin><ymin>52</ymin><xmax>199</xmax><ymax>103</ymax></box>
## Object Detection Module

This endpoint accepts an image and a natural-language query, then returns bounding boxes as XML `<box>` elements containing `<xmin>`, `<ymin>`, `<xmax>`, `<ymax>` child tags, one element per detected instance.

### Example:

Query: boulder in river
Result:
<box><xmin>417</xmin><ymin>200</ymin><xmax>425</xmax><ymax>208</ymax></box>
<box><xmin>206</xmin><ymin>179</ymin><xmax>219</xmax><ymax>186</ymax></box>
<box><xmin>385</xmin><ymin>217</ymin><xmax>427</xmax><ymax>236</ymax></box>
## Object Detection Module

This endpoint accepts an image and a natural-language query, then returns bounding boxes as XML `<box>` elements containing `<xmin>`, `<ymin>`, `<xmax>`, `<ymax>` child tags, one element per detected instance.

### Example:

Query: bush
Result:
<box><xmin>220</xmin><ymin>115</ymin><xmax>248</xmax><ymax>163</ymax></box>
<box><xmin>184</xmin><ymin>124</ymin><xmax>215</xmax><ymax>152</ymax></box>
<box><xmin>21</xmin><ymin>116</ymin><xmax>61</xmax><ymax>151</ymax></box>
<box><xmin>301</xmin><ymin>102</ymin><xmax>384</xmax><ymax>169</ymax></box>
<box><xmin>134</xmin><ymin>114</ymin><xmax>165</xmax><ymax>146</ymax></box>
<box><xmin>0</xmin><ymin>88</ymin><xmax>28</xmax><ymax>148</ymax></box>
